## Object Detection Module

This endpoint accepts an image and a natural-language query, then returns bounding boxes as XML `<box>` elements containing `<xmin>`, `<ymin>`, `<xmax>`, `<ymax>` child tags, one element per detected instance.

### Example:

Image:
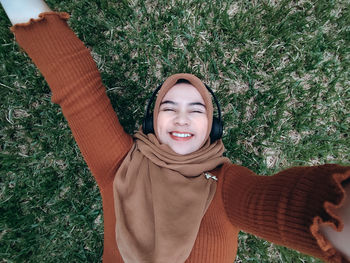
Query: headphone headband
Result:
<box><xmin>204</xmin><ymin>84</ymin><xmax>221</xmax><ymax>123</ymax></box>
<box><xmin>143</xmin><ymin>83</ymin><xmax>163</xmax><ymax>122</ymax></box>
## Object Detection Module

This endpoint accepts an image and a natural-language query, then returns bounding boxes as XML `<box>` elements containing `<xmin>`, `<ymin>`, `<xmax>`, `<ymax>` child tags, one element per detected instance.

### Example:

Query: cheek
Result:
<box><xmin>156</xmin><ymin>113</ymin><xmax>168</xmax><ymax>135</ymax></box>
<box><xmin>195</xmin><ymin>116</ymin><xmax>209</xmax><ymax>137</ymax></box>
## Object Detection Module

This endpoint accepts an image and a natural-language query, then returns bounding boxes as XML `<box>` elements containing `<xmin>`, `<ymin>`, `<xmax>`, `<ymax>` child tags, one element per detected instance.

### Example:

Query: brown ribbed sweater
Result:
<box><xmin>11</xmin><ymin>12</ymin><xmax>350</xmax><ymax>263</ymax></box>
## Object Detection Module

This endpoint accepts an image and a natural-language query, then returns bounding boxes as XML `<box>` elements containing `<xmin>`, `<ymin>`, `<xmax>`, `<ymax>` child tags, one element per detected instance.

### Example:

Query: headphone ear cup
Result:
<box><xmin>142</xmin><ymin>115</ymin><xmax>154</xmax><ymax>134</ymax></box>
<box><xmin>210</xmin><ymin>117</ymin><xmax>223</xmax><ymax>143</ymax></box>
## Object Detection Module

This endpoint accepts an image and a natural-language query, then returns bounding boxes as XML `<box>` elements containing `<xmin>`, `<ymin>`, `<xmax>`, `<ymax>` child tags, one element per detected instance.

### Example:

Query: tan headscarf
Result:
<box><xmin>113</xmin><ymin>74</ymin><xmax>229</xmax><ymax>263</ymax></box>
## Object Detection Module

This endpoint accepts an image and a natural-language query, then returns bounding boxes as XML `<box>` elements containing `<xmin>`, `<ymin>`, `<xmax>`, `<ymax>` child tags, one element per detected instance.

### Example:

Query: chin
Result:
<box><xmin>170</xmin><ymin>145</ymin><xmax>197</xmax><ymax>155</ymax></box>
<box><xmin>173</xmin><ymin>149</ymin><xmax>190</xmax><ymax>155</ymax></box>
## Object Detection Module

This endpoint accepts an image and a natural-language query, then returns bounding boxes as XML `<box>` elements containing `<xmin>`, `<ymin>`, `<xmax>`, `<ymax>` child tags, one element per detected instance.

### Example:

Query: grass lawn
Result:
<box><xmin>1</xmin><ymin>0</ymin><xmax>349</xmax><ymax>262</ymax></box>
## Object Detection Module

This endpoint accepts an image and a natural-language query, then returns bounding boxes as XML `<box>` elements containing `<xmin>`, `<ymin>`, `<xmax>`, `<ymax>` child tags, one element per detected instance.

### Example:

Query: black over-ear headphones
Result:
<box><xmin>142</xmin><ymin>83</ymin><xmax>223</xmax><ymax>143</ymax></box>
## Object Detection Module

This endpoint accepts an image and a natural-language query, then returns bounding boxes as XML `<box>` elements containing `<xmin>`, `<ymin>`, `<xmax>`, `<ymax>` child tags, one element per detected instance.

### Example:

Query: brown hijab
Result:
<box><xmin>113</xmin><ymin>74</ymin><xmax>229</xmax><ymax>263</ymax></box>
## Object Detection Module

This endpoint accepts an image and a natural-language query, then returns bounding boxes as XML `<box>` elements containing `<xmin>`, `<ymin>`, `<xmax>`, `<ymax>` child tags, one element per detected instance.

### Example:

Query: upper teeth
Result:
<box><xmin>172</xmin><ymin>132</ymin><xmax>192</xmax><ymax>138</ymax></box>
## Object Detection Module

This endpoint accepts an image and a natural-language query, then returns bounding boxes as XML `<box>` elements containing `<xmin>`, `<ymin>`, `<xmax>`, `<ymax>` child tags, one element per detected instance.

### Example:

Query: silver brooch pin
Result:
<box><xmin>204</xmin><ymin>172</ymin><xmax>218</xmax><ymax>181</ymax></box>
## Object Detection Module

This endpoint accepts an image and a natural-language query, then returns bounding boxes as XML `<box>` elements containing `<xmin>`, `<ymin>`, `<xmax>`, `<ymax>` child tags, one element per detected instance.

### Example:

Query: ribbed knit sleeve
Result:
<box><xmin>222</xmin><ymin>164</ymin><xmax>350</xmax><ymax>263</ymax></box>
<box><xmin>11</xmin><ymin>12</ymin><xmax>133</xmax><ymax>187</ymax></box>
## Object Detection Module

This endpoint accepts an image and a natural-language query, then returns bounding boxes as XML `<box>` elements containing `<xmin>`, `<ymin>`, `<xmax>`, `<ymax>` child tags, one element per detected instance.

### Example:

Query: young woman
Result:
<box><xmin>1</xmin><ymin>1</ymin><xmax>350</xmax><ymax>262</ymax></box>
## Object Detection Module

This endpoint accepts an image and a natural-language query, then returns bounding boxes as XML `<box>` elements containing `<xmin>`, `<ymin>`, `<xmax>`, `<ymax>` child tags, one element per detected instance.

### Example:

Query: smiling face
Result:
<box><xmin>156</xmin><ymin>83</ymin><xmax>209</xmax><ymax>155</ymax></box>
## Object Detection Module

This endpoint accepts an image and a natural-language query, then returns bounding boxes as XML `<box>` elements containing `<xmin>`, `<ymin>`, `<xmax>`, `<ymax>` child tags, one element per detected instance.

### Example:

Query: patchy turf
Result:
<box><xmin>1</xmin><ymin>0</ymin><xmax>349</xmax><ymax>262</ymax></box>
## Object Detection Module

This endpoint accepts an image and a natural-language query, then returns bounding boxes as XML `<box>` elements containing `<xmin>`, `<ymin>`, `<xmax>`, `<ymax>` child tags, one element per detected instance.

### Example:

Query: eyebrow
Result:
<box><xmin>160</xmin><ymin>100</ymin><xmax>206</xmax><ymax>108</ymax></box>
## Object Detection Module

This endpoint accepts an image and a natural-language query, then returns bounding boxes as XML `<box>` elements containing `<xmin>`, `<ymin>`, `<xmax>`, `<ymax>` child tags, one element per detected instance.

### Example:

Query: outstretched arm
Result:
<box><xmin>1</xmin><ymin>1</ymin><xmax>133</xmax><ymax>187</ymax></box>
<box><xmin>222</xmin><ymin>164</ymin><xmax>350</xmax><ymax>262</ymax></box>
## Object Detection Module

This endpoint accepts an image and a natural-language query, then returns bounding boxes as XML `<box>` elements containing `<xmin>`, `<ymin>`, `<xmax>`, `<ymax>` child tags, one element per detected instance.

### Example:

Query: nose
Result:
<box><xmin>174</xmin><ymin>111</ymin><xmax>189</xmax><ymax>126</ymax></box>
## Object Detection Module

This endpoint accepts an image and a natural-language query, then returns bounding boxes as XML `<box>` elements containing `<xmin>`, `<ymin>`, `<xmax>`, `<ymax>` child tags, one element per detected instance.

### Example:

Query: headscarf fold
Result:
<box><xmin>113</xmin><ymin>74</ymin><xmax>229</xmax><ymax>263</ymax></box>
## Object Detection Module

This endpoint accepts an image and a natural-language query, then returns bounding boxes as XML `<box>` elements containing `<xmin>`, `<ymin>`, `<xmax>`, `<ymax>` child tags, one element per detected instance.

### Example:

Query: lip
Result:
<box><xmin>169</xmin><ymin>131</ymin><xmax>194</xmax><ymax>141</ymax></box>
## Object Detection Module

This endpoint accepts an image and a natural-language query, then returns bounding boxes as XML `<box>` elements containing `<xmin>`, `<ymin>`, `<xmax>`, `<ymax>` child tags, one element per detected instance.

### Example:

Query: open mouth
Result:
<box><xmin>169</xmin><ymin>131</ymin><xmax>194</xmax><ymax>141</ymax></box>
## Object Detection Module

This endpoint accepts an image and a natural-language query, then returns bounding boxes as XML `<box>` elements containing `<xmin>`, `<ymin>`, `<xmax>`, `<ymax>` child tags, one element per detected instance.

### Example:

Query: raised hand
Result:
<box><xmin>0</xmin><ymin>0</ymin><xmax>51</xmax><ymax>25</ymax></box>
